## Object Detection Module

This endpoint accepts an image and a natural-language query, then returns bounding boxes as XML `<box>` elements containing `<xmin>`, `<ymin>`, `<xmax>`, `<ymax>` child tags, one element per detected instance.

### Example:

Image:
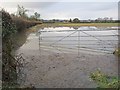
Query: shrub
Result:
<box><xmin>113</xmin><ymin>48</ymin><xmax>120</xmax><ymax>56</ymax></box>
<box><xmin>90</xmin><ymin>70</ymin><xmax>120</xmax><ymax>88</ymax></box>
<box><xmin>1</xmin><ymin>10</ymin><xmax>16</xmax><ymax>39</ymax></box>
<box><xmin>12</xmin><ymin>16</ymin><xmax>42</xmax><ymax>32</ymax></box>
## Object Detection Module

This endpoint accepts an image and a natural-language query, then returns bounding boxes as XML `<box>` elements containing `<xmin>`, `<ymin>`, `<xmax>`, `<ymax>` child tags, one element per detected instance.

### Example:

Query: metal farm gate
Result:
<box><xmin>37</xmin><ymin>27</ymin><xmax>118</xmax><ymax>56</ymax></box>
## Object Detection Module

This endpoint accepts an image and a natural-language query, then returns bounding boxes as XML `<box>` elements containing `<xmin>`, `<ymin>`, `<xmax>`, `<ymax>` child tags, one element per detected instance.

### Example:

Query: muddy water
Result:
<box><xmin>16</xmin><ymin>26</ymin><xmax>118</xmax><ymax>88</ymax></box>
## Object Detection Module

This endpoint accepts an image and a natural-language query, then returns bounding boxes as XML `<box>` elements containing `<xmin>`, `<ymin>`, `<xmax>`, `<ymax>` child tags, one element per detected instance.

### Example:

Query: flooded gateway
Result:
<box><xmin>16</xmin><ymin>27</ymin><xmax>118</xmax><ymax>88</ymax></box>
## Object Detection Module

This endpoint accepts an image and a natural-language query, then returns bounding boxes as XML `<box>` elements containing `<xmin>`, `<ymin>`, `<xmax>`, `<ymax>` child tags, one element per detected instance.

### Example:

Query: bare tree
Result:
<box><xmin>17</xmin><ymin>5</ymin><xmax>29</xmax><ymax>18</ymax></box>
<box><xmin>34</xmin><ymin>12</ymin><xmax>40</xmax><ymax>20</ymax></box>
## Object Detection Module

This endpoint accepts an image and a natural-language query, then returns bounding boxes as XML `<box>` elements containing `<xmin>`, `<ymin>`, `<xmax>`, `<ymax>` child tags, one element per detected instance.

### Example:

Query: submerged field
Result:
<box><xmin>15</xmin><ymin>26</ymin><xmax>118</xmax><ymax>88</ymax></box>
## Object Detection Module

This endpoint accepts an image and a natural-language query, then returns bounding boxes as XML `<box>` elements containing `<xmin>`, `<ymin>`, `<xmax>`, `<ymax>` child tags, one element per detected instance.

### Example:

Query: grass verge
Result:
<box><xmin>40</xmin><ymin>23</ymin><xmax>119</xmax><ymax>27</ymax></box>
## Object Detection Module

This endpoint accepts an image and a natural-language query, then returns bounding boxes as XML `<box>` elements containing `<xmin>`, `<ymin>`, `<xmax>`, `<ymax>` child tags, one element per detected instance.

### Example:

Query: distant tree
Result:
<box><xmin>73</xmin><ymin>18</ymin><xmax>80</xmax><ymax>23</ymax></box>
<box><xmin>29</xmin><ymin>15</ymin><xmax>36</xmax><ymax>20</ymax></box>
<box><xmin>110</xmin><ymin>17</ymin><xmax>113</xmax><ymax>20</ymax></box>
<box><xmin>29</xmin><ymin>12</ymin><xmax>40</xmax><ymax>20</ymax></box>
<box><xmin>69</xmin><ymin>18</ymin><xmax>72</xmax><ymax>22</ymax></box>
<box><xmin>34</xmin><ymin>12</ymin><xmax>40</xmax><ymax>20</ymax></box>
<box><xmin>17</xmin><ymin>5</ymin><xmax>29</xmax><ymax>18</ymax></box>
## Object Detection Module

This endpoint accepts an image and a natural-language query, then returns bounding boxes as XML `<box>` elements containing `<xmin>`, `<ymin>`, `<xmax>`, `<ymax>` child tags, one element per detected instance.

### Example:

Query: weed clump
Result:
<box><xmin>90</xmin><ymin>70</ymin><xmax>120</xmax><ymax>88</ymax></box>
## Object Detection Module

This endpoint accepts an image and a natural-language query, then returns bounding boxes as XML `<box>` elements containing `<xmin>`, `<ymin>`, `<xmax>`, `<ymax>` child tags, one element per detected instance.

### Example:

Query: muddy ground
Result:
<box><xmin>16</xmin><ymin>46</ymin><xmax>118</xmax><ymax>88</ymax></box>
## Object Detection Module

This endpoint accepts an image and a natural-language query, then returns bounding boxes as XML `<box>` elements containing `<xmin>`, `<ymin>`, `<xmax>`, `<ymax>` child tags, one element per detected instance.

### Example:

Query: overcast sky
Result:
<box><xmin>0</xmin><ymin>1</ymin><xmax>119</xmax><ymax>20</ymax></box>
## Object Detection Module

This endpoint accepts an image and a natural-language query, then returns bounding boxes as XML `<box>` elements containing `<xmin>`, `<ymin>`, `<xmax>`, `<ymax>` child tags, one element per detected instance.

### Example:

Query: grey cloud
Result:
<box><xmin>1</xmin><ymin>2</ymin><xmax>57</xmax><ymax>9</ymax></box>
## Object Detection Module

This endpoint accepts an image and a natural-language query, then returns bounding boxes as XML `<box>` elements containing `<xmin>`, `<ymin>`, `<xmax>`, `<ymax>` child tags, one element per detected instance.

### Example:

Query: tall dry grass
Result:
<box><xmin>12</xmin><ymin>16</ymin><xmax>42</xmax><ymax>32</ymax></box>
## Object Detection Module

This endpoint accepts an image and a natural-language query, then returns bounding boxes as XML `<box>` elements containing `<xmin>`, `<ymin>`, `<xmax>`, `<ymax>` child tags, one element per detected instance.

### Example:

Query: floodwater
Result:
<box><xmin>16</xmin><ymin>26</ymin><xmax>118</xmax><ymax>88</ymax></box>
<box><xmin>39</xmin><ymin>27</ymin><xmax>118</xmax><ymax>53</ymax></box>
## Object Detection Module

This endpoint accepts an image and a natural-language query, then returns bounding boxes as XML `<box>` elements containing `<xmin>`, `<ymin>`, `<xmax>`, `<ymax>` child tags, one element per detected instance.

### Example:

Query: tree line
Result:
<box><xmin>69</xmin><ymin>18</ymin><xmax>119</xmax><ymax>23</ymax></box>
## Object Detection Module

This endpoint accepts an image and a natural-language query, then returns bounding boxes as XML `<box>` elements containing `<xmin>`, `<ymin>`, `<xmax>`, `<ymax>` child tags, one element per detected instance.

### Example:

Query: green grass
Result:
<box><xmin>40</xmin><ymin>22</ymin><xmax>119</xmax><ymax>27</ymax></box>
<box><xmin>90</xmin><ymin>70</ymin><xmax>120</xmax><ymax>88</ymax></box>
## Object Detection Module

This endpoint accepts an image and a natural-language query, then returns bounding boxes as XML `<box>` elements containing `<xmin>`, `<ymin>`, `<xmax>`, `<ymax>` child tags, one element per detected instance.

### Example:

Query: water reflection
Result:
<box><xmin>18</xmin><ymin>26</ymin><xmax>118</xmax><ymax>55</ymax></box>
<box><xmin>36</xmin><ymin>27</ymin><xmax>118</xmax><ymax>54</ymax></box>
<box><xmin>16</xmin><ymin>26</ymin><xmax>118</xmax><ymax>88</ymax></box>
